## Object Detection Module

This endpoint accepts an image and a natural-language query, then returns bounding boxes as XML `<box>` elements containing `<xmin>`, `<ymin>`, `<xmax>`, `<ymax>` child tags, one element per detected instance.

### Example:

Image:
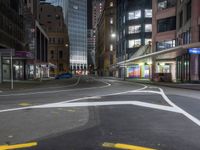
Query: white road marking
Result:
<box><xmin>0</xmin><ymin>85</ymin><xmax>148</xmax><ymax>113</ymax></box>
<box><xmin>0</xmin><ymin>101</ymin><xmax>180</xmax><ymax>114</ymax></box>
<box><xmin>158</xmin><ymin>88</ymin><xmax>200</xmax><ymax>127</ymax></box>
<box><xmin>131</xmin><ymin>88</ymin><xmax>200</xmax><ymax>127</ymax></box>
<box><xmin>34</xmin><ymin>101</ymin><xmax>181</xmax><ymax>113</ymax></box>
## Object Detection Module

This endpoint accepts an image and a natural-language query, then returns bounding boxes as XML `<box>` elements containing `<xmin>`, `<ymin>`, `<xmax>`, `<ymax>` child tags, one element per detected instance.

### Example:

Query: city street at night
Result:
<box><xmin>0</xmin><ymin>76</ymin><xmax>200</xmax><ymax>150</ymax></box>
<box><xmin>0</xmin><ymin>0</ymin><xmax>200</xmax><ymax>149</ymax></box>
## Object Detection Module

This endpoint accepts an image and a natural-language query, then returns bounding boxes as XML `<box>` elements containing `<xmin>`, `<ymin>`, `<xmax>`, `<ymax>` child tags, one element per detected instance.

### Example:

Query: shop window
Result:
<box><xmin>145</xmin><ymin>9</ymin><xmax>152</xmax><ymax>18</ymax></box>
<box><xmin>156</xmin><ymin>40</ymin><xmax>176</xmax><ymax>51</ymax></box>
<box><xmin>145</xmin><ymin>24</ymin><xmax>152</xmax><ymax>32</ymax></box>
<box><xmin>128</xmin><ymin>10</ymin><xmax>141</xmax><ymax>20</ymax></box>
<box><xmin>128</xmin><ymin>39</ymin><xmax>141</xmax><ymax>48</ymax></box>
<box><xmin>157</xmin><ymin>17</ymin><xmax>176</xmax><ymax>32</ymax></box>
<box><xmin>128</xmin><ymin>25</ymin><xmax>141</xmax><ymax>34</ymax></box>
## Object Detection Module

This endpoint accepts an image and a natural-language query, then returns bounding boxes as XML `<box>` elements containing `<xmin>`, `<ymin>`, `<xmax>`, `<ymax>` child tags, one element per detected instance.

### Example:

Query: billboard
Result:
<box><xmin>127</xmin><ymin>65</ymin><xmax>140</xmax><ymax>78</ymax></box>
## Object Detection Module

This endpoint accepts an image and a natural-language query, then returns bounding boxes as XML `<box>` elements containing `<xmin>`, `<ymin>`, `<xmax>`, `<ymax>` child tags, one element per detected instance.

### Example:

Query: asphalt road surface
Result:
<box><xmin>0</xmin><ymin>76</ymin><xmax>200</xmax><ymax>150</ymax></box>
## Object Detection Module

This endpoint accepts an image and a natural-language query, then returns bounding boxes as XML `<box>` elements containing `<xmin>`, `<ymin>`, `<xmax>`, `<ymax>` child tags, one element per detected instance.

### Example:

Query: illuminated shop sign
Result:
<box><xmin>127</xmin><ymin>65</ymin><xmax>140</xmax><ymax>78</ymax></box>
<box><xmin>188</xmin><ymin>48</ymin><xmax>200</xmax><ymax>54</ymax></box>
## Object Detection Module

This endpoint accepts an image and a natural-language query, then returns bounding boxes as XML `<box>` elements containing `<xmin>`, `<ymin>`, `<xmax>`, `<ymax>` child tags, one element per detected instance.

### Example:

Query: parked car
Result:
<box><xmin>55</xmin><ymin>73</ymin><xmax>73</xmax><ymax>79</ymax></box>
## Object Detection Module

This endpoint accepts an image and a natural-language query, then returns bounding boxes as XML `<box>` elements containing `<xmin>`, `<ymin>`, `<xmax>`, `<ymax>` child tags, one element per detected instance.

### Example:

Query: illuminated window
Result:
<box><xmin>128</xmin><ymin>25</ymin><xmax>141</xmax><ymax>34</ymax></box>
<box><xmin>145</xmin><ymin>39</ymin><xmax>152</xmax><ymax>45</ymax></box>
<box><xmin>145</xmin><ymin>24</ymin><xmax>152</xmax><ymax>32</ymax></box>
<box><xmin>145</xmin><ymin>9</ymin><xmax>152</xmax><ymax>18</ymax></box>
<box><xmin>110</xmin><ymin>1</ymin><xmax>113</xmax><ymax>7</ymax></box>
<box><xmin>128</xmin><ymin>10</ymin><xmax>141</xmax><ymax>20</ymax></box>
<box><xmin>110</xmin><ymin>17</ymin><xmax>113</xmax><ymax>24</ymax></box>
<box><xmin>128</xmin><ymin>39</ymin><xmax>141</xmax><ymax>48</ymax></box>
<box><xmin>73</xmin><ymin>5</ymin><xmax>79</xmax><ymax>10</ymax></box>
<box><xmin>110</xmin><ymin>44</ymin><xmax>113</xmax><ymax>51</ymax></box>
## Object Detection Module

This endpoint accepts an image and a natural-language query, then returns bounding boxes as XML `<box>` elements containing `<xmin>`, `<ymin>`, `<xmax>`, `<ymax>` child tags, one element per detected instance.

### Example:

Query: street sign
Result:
<box><xmin>0</xmin><ymin>49</ymin><xmax>15</xmax><ymax>56</ymax></box>
<box><xmin>188</xmin><ymin>48</ymin><xmax>200</xmax><ymax>54</ymax></box>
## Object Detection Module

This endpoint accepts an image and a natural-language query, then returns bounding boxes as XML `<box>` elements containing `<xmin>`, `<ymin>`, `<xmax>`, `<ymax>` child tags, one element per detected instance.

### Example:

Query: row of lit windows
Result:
<box><xmin>128</xmin><ymin>9</ymin><xmax>152</xmax><ymax>20</ymax></box>
<box><xmin>128</xmin><ymin>24</ymin><xmax>152</xmax><ymax>34</ymax></box>
<box><xmin>128</xmin><ymin>39</ymin><xmax>152</xmax><ymax>48</ymax></box>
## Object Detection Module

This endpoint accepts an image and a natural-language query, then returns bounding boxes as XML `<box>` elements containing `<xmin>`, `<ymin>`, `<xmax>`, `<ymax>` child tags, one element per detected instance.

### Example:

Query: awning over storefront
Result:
<box><xmin>117</xmin><ymin>42</ymin><xmax>200</xmax><ymax>66</ymax></box>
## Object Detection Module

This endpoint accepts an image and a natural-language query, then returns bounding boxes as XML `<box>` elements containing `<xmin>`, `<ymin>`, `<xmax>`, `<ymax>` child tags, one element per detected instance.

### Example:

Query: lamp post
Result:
<box><xmin>123</xmin><ymin>48</ymin><xmax>126</xmax><ymax>81</ymax></box>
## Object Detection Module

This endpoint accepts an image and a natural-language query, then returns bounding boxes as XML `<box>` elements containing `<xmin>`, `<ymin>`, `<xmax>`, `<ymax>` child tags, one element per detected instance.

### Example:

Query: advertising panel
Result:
<box><xmin>127</xmin><ymin>65</ymin><xmax>140</xmax><ymax>78</ymax></box>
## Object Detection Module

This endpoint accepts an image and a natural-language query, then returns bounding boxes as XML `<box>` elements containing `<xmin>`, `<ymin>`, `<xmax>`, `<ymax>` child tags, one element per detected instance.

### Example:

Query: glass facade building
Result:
<box><xmin>67</xmin><ymin>0</ymin><xmax>87</xmax><ymax>71</ymax></box>
<box><xmin>46</xmin><ymin>0</ymin><xmax>88</xmax><ymax>71</ymax></box>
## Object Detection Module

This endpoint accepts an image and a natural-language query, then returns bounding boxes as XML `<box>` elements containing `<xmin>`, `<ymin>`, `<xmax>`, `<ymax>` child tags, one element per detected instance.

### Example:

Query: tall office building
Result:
<box><xmin>66</xmin><ymin>0</ymin><xmax>88</xmax><ymax>73</ymax></box>
<box><xmin>116</xmin><ymin>0</ymin><xmax>152</xmax><ymax>78</ymax></box>
<box><xmin>92</xmin><ymin>0</ymin><xmax>104</xmax><ymax>29</ymax></box>
<box><xmin>46</xmin><ymin>0</ymin><xmax>88</xmax><ymax>73</ymax></box>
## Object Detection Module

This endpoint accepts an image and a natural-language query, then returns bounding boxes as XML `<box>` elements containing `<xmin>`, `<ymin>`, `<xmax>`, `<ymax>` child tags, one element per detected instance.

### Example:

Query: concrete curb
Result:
<box><xmin>126</xmin><ymin>79</ymin><xmax>200</xmax><ymax>91</ymax></box>
<box><xmin>100</xmin><ymin>77</ymin><xmax>200</xmax><ymax>91</ymax></box>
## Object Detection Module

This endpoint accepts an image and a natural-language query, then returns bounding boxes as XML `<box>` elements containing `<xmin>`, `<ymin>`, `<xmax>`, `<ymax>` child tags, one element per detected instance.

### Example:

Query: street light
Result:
<box><xmin>111</xmin><ymin>33</ymin><xmax>116</xmax><ymax>38</ymax></box>
<box><xmin>65</xmin><ymin>44</ymin><xmax>69</xmax><ymax>47</ymax></box>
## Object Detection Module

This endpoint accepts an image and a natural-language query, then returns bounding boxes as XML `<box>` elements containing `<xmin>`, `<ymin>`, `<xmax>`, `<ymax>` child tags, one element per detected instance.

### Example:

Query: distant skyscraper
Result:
<box><xmin>65</xmin><ymin>0</ymin><xmax>88</xmax><ymax>72</ymax></box>
<box><xmin>92</xmin><ymin>0</ymin><xmax>104</xmax><ymax>29</ymax></box>
<box><xmin>45</xmin><ymin>0</ymin><xmax>88</xmax><ymax>73</ymax></box>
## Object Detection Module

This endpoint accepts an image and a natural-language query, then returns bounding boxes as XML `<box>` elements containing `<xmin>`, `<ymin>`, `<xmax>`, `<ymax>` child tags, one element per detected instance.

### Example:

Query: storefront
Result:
<box><xmin>127</xmin><ymin>63</ymin><xmax>151</xmax><ymax>79</ymax></box>
<box><xmin>176</xmin><ymin>48</ymin><xmax>200</xmax><ymax>82</ymax></box>
<box><xmin>2</xmin><ymin>51</ymin><xmax>34</xmax><ymax>81</ymax></box>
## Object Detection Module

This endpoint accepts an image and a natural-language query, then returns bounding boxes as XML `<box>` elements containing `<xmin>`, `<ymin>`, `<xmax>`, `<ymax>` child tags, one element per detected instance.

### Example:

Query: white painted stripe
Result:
<box><xmin>0</xmin><ymin>101</ymin><xmax>181</xmax><ymax>114</ymax></box>
<box><xmin>158</xmin><ymin>88</ymin><xmax>200</xmax><ymax>127</ymax></box>
<box><xmin>35</xmin><ymin>101</ymin><xmax>181</xmax><ymax>113</ymax></box>
<box><xmin>0</xmin><ymin>85</ymin><xmax>148</xmax><ymax>113</ymax></box>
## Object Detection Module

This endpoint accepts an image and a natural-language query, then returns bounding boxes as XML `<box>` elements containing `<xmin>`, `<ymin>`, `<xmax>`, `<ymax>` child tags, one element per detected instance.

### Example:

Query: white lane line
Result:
<box><xmin>0</xmin><ymin>101</ymin><xmax>180</xmax><ymax>114</ymax></box>
<box><xmin>0</xmin><ymin>79</ymin><xmax>111</xmax><ymax>97</ymax></box>
<box><xmin>158</xmin><ymin>88</ymin><xmax>200</xmax><ymax>127</ymax></box>
<box><xmin>0</xmin><ymin>85</ymin><xmax>148</xmax><ymax>113</ymax></box>
<box><xmin>34</xmin><ymin>101</ymin><xmax>181</xmax><ymax>113</ymax></box>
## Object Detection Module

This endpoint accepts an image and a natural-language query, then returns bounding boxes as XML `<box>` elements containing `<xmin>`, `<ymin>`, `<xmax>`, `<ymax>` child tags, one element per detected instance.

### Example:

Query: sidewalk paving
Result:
<box><xmin>126</xmin><ymin>78</ymin><xmax>200</xmax><ymax>91</ymax></box>
<box><xmin>0</xmin><ymin>78</ymin><xmax>78</xmax><ymax>92</ymax></box>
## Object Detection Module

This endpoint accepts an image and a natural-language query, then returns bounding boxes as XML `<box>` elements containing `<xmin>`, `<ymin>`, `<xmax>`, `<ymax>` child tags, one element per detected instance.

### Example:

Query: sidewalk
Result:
<box><xmin>0</xmin><ymin>78</ymin><xmax>78</xmax><ymax>92</ymax></box>
<box><xmin>126</xmin><ymin>78</ymin><xmax>200</xmax><ymax>91</ymax></box>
